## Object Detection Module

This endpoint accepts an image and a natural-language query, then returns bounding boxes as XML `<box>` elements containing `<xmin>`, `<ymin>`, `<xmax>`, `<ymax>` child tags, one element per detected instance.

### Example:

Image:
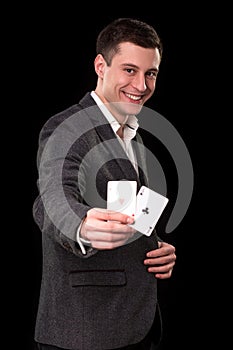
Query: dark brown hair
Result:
<box><xmin>96</xmin><ymin>18</ymin><xmax>163</xmax><ymax>65</ymax></box>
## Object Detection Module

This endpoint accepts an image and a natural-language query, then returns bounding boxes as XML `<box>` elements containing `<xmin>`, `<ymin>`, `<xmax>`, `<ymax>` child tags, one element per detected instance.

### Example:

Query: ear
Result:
<box><xmin>94</xmin><ymin>54</ymin><xmax>106</xmax><ymax>78</ymax></box>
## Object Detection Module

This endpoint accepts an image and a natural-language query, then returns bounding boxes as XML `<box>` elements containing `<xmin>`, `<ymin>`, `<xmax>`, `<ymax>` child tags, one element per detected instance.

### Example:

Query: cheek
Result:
<box><xmin>103</xmin><ymin>74</ymin><xmax>126</xmax><ymax>95</ymax></box>
<box><xmin>103</xmin><ymin>71</ymin><xmax>116</xmax><ymax>88</ymax></box>
<box><xmin>147</xmin><ymin>80</ymin><xmax>156</xmax><ymax>95</ymax></box>
<box><xmin>107</xmin><ymin>69</ymin><xmax>129</xmax><ymax>85</ymax></box>
<box><xmin>148</xmin><ymin>78</ymin><xmax>157</xmax><ymax>88</ymax></box>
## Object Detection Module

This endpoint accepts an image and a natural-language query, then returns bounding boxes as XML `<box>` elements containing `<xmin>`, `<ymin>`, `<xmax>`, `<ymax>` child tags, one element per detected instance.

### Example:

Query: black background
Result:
<box><xmin>25</xmin><ymin>5</ymin><xmax>214</xmax><ymax>350</ymax></box>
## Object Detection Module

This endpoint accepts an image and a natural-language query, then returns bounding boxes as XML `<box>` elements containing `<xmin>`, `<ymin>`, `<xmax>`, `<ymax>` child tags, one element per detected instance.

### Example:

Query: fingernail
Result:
<box><xmin>127</xmin><ymin>217</ymin><xmax>134</xmax><ymax>224</ymax></box>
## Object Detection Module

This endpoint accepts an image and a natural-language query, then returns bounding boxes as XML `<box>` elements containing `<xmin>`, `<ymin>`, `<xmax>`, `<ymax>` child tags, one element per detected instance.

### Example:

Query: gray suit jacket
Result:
<box><xmin>33</xmin><ymin>92</ymin><xmax>160</xmax><ymax>349</ymax></box>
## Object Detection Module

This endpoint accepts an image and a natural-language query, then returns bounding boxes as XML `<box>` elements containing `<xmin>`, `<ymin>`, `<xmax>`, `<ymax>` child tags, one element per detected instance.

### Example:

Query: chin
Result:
<box><xmin>118</xmin><ymin>101</ymin><xmax>143</xmax><ymax>116</ymax></box>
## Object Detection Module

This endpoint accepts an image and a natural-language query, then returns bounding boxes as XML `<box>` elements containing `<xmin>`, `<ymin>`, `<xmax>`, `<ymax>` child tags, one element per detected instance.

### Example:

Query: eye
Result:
<box><xmin>125</xmin><ymin>68</ymin><xmax>135</xmax><ymax>74</ymax></box>
<box><xmin>146</xmin><ymin>71</ymin><xmax>158</xmax><ymax>79</ymax></box>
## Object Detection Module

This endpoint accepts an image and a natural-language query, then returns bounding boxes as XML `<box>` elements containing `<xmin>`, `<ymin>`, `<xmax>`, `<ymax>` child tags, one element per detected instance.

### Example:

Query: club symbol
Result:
<box><xmin>142</xmin><ymin>207</ymin><xmax>149</xmax><ymax>215</ymax></box>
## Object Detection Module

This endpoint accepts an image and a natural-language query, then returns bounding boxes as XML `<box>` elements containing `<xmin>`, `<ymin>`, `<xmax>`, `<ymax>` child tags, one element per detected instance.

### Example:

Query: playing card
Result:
<box><xmin>129</xmin><ymin>186</ymin><xmax>169</xmax><ymax>236</ymax></box>
<box><xmin>107</xmin><ymin>180</ymin><xmax>137</xmax><ymax>216</ymax></box>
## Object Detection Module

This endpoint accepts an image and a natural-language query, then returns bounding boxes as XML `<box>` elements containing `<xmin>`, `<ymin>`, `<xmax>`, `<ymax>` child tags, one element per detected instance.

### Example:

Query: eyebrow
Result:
<box><xmin>120</xmin><ymin>63</ymin><xmax>159</xmax><ymax>72</ymax></box>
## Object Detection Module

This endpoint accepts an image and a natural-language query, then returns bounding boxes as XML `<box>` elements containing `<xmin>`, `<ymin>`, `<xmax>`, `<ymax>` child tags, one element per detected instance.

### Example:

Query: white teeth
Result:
<box><xmin>125</xmin><ymin>93</ymin><xmax>141</xmax><ymax>101</ymax></box>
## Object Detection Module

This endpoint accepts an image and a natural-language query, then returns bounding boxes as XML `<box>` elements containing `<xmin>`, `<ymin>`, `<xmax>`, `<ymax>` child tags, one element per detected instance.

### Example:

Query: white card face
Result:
<box><xmin>107</xmin><ymin>180</ymin><xmax>137</xmax><ymax>216</ymax></box>
<box><xmin>129</xmin><ymin>186</ymin><xmax>169</xmax><ymax>236</ymax></box>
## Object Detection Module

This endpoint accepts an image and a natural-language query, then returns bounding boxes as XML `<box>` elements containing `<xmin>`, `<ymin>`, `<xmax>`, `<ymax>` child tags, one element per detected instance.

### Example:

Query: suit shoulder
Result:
<box><xmin>41</xmin><ymin>92</ymin><xmax>95</xmax><ymax>131</ymax></box>
<box><xmin>42</xmin><ymin>103</ymin><xmax>82</xmax><ymax>130</ymax></box>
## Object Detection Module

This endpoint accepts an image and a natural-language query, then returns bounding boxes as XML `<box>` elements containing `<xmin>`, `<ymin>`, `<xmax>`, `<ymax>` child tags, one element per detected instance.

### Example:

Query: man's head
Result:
<box><xmin>94</xmin><ymin>18</ymin><xmax>163</xmax><ymax>120</ymax></box>
<box><xmin>96</xmin><ymin>18</ymin><xmax>163</xmax><ymax>66</ymax></box>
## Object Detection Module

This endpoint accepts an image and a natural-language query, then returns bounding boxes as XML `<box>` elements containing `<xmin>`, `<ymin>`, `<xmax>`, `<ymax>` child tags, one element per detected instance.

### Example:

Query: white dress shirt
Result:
<box><xmin>76</xmin><ymin>91</ymin><xmax>139</xmax><ymax>254</ymax></box>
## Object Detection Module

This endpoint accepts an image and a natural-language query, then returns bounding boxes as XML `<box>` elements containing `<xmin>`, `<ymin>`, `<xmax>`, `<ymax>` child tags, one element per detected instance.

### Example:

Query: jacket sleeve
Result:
<box><xmin>32</xmin><ymin>107</ymin><xmax>98</xmax><ymax>258</ymax></box>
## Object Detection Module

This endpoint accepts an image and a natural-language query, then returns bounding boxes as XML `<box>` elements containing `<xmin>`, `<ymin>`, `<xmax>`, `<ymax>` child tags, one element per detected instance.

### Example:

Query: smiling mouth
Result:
<box><xmin>124</xmin><ymin>93</ymin><xmax>142</xmax><ymax>101</ymax></box>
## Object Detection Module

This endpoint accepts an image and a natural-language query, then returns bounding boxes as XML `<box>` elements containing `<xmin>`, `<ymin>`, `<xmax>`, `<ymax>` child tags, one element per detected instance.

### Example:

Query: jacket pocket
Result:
<box><xmin>69</xmin><ymin>269</ymin><xmax>126</xmax><ymax>287</ymax></box>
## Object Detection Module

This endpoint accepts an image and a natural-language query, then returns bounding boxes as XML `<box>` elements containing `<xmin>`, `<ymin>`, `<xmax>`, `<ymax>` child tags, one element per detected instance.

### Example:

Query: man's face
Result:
<box><xmin>95</xmin><ymin>42</ymin><xmax>161</xmax><ymax>121</ymax></box>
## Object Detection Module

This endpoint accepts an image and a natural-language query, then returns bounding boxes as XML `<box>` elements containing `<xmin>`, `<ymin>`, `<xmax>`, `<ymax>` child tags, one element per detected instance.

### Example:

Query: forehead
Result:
<box><xmin>113</xmin><ymin>42</ymin><xmax>161</xmax><ymax>69</ymax></box>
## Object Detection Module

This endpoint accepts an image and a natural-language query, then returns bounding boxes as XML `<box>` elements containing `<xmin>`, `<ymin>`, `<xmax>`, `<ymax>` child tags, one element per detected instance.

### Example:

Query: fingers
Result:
<box><xmin>144</xmin><ymin>252</ymin><xmax>176</xmax><ymax>266</ymax></box>
<box><xmin>85</xmin><ymin>228</ymin><xmax>135</xmax><ymax>243</ymax></box>
<box><xmin>144</xmin><ymin>243</ymin><xmax>176</xmax><ymax>279</ymax></box>
<box><xmin>147</xmin><ymin>242</ymin><xmax>176</xmax><ymax>257</ymax></box>
<box><xmin>87</xmin><ymin>208</ymin><xmax>135</xmax><ymax>224</ymax></box>
<box><xmin>86</xmin><ymin>228</ymin><xmax>135</xmax><ymax>250</ymax></box>
<box><xmin>86</xmin><ymin>217</ymin><xmax>135</xmax><ymax>233</ymax></box>
<box><xmin>89</xmin><ymin>238</ymin><xmax>131</xmax><ymax>250</ymax></box>
<box><xmin>144</xmin><ymin>260</ymin><xmax>175</xmax><ymax>279</ymax></box>
<box><xmin>81</xmin><ymin>207</ymin><xmax>136</xmax><ymax>250</ymax></box>
<box><xmin>154</xmin><ymin>269</ymin><xmax>174</xmax><ymax>279</ymax></box>
<box><xmin>145</xmin><ymin>261</ymin><xmax>175</xmax><ymax>273</ymax></box>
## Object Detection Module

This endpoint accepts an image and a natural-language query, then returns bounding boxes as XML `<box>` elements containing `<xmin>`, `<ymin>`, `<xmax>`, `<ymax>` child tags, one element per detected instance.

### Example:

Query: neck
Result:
<box><xmin>116</xmin><ymin>125</ymin><xmax>124</xmax><ymax>139</ymax></box>
<box><xmin>94</xmin><ymin>89</ymin><xmax>129</xmax><ymax>126</ymax></box>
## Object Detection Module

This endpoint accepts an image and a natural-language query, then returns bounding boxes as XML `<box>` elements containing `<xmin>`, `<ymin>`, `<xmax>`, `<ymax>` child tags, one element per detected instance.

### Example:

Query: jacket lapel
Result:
<box><xmin>79</xmin><ymin>93</ymin><xmax>148</xmax><ymax>188</ymax></box>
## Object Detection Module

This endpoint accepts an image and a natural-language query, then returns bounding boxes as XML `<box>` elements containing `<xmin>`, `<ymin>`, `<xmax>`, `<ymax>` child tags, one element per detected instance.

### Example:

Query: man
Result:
<box><xmin>33</xmin><ymin>18</ymin><xmax>176</xmax><ymax>350</ymax></box>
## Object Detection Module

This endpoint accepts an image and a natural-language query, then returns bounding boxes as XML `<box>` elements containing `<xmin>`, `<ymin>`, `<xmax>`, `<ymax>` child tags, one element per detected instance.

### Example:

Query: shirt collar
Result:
<box><xmin>90</xmin><ymin>91</ymin><xmax>139</xmax><ymax>139</ymax></box>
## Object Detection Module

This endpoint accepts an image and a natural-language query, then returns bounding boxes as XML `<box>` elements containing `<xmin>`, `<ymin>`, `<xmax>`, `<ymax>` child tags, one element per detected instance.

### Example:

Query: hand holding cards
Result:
<box><xmin>107</xmin><ymin>181</ymin><xmax>169</xmax><ymax>236</ymax></box>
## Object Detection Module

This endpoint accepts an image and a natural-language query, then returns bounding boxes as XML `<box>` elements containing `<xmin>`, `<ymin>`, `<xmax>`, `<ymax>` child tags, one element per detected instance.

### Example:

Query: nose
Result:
<box><xmin>132</xmin><ymin>73</ymin><xmax>147</xmax><ymax>92</ymax></box>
